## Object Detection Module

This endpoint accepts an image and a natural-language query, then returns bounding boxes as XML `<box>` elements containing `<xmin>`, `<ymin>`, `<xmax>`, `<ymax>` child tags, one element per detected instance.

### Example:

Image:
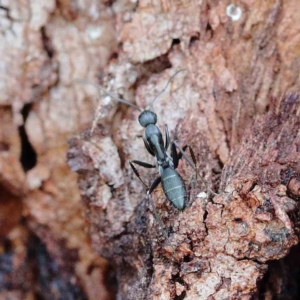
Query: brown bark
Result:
<box><xmin>68</xmin><ymin>1</ymin><xmax>300</xmax><ymax>299</ymax></box>
<box><xmin>0</xmin><ymin>1</ymin><xmax>114</xmax><ymax>299</ymax></box>
<box><xmin>69</xmin><ymin>93</ymin><xmax>300</xmax><ymax>300</ymax></box>
<box><xmin>1</xmin><ymin>0</ymin><xmax>300</xmax><ymax>299</ymax></box>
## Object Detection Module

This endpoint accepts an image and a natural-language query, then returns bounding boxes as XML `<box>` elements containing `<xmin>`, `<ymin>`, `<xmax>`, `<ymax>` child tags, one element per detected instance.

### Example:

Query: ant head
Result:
<box><xmin>138</xmin><ymin>110</ymin><xmax>157</xmax><ymax>127</ymax></box>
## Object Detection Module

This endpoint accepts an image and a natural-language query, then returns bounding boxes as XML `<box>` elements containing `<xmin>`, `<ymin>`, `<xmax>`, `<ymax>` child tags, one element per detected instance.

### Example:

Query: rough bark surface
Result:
<box><xmin>68</xmin><ymin>0</ymin><xmax>300</xmax><ymax>299</ymax></box>
<box><xmin>1</xmin><ymin>0</ymin><xmax>300</xmax><ymax>300</ymax></box>
<box><xmin>0</xmin><ymin>1</ymin><xmax>115</xmax><ymax>299</ymax></box>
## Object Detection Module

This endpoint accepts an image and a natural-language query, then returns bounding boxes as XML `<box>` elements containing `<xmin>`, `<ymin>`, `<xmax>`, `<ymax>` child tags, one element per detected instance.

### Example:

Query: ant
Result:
<box><xmin>80</xmin><ymin>70</ymin><xmax>212</xmax><ymax>237</ymax></box>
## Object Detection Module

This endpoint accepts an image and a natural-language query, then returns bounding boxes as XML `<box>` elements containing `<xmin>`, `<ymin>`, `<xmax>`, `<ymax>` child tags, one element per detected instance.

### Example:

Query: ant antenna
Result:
<box><xmin>149</xmin><ymin>69</ymin><xmax>186</xmax><ymax>110</ymax></box>
<box><xmin>75</xmin><ymin>79</ymin><xmax>142</xmax><ymax>112</ymax></box>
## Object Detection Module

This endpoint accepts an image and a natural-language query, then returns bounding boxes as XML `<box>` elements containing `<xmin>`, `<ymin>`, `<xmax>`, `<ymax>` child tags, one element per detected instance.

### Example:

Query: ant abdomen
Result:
<box><xmin>161</xmin><ymin>167</ymin><xmax>186</xmax><ymax>210</ymax></box>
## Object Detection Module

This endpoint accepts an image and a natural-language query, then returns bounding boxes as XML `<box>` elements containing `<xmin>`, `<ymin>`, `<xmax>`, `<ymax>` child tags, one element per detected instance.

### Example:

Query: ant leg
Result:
<box><xmin>172</xmin><ymin>141</ymin><xmax>217</xmax><ymax>196</ymax></box>
<box><xmin>147</xmin><ymin>177</ymin><xmax>168</xmax><ymax>239</ymax></box>
<box><xmin>176</xmin><ymin>145</ymin><xmax>198</xmax><ymax>183</ymax></box>
<box><xmin>142</xmin><ymin>136</ymin><xmax>155</xmax><ymax>156</ymax></box>
<box><xmin>179</xmin><ymin>146</ymin><xmax>196</xmax><ymax>168</ymax></box>
<box><xmin>130</xmin><ymin>162</ymin><xmax>167</xmax><ymax>238</ymax></box>
<box><xmin>173</xmin><ymin>141</ymin><xmax>196</xmax><ymax>169</ymax></box>
<box><xmin>171</xmin><ymin>143</ymin><xmax>196</xmax><ymax>204</ymax></box>
<box><xmin>129</xmin><ymin>160</ymin><xmax>156</xmax><ymax>189</ymax></box>
<box><xmin>171</xmin><ymin>142</ymin><xmax>186</xmax><ymax>168</ymax></box>
<box><xmin>148</xmin><ymin>176</ymin><xmax>161</xmax><ymax>194</ymax></box>
<box><xmin>164</xmin><ymin>125</ymin><xmax>170</xmax><ymax>151</ymax></box>
<box><xmin>171</xmin><ymin>142</ymin><xmax>193</xmax><ymax>169</ymax></box>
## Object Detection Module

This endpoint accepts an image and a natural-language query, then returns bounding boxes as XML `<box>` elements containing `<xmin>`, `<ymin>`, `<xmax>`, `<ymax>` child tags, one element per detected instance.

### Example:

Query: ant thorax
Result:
<box><xmin>157</xmin><ymin>153</ymin><xmax>174</xmax><ymax>174</ymax></box>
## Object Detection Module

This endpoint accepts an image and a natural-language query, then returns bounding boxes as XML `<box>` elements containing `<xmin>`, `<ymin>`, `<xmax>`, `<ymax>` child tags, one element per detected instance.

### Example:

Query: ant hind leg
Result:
<box><xmin>129</xmin><ymin>160</ymin><xmax>156</xmax><ymax>189</ymax></box>
<box><xmin>130</xmin><ymin>161</ymin><xmax>168</xmax><ymax>238</ymax></box>
<box><xmin>172</xmin><ymin>141</ymin><xmax>217</xmax><ymax>197</ymax></box>
<box><xmin>147</xmin><ymin>177</ymin><xmax>168</xmax><ymax>239</ymax></box>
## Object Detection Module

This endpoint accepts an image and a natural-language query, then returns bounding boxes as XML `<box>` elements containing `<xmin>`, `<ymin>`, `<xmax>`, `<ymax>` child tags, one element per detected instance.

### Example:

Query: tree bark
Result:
<box><xmin>1</xmin><ymin>0</ymin><xmax>300</xmax><ymax>299</ymax></box>
<box><xmin>67</xmin><ymin>1</ymin><xmax>300</xmax><ymax>299</ymax></box>
<box><xmin>0</xmin><ymin>1</ymin><xmax>115</xmax><ymax>299</ymax></box>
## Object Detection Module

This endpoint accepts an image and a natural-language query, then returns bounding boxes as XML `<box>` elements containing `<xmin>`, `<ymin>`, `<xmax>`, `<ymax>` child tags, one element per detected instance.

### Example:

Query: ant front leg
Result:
<box><xmin>164</xmin><ymin>124</ymin><xmax>170</xmax><ymax>151</ymax></box>
<box><xmin>142</xmin><ymin>136</ymin><xmax>155</xmax><ymax>156</ymax></box>
<box><xmin>172</xmin><ymin>141</ymin><xmax>217</xmax><ymax>196</ymax></box>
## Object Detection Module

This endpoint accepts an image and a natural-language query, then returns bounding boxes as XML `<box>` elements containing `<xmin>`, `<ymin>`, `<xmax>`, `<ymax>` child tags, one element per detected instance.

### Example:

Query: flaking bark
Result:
<box><xmin>1</xmin><ymin>0</ymin><xmax>300</xmax><ymax>299</ymax></box>
<box><xmin>69</xmin><ymin>94</ymin><xmax>300</xmax><ymax>299</ymax></box>
<box><xmin>68</xmin><ymin>1</ymin><xmax>300</xmax><ymax>299</ymax></box>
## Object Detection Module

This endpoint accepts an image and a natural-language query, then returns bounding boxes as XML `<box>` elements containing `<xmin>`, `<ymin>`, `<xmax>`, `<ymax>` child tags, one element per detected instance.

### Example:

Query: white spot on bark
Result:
<box><xmin>87</xmin><ymin>26</ymin><xmax>103</xmax><ymax>40</ymax></box>
<box><xmin>226</xmin><ymin>4</ymin><xmax>242</xmax><ymax>22</ymax></box>
<box><xmin>197</xmin><ymin>192</ymin><xmax>208</xmax><ymax>199</ymax></box>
